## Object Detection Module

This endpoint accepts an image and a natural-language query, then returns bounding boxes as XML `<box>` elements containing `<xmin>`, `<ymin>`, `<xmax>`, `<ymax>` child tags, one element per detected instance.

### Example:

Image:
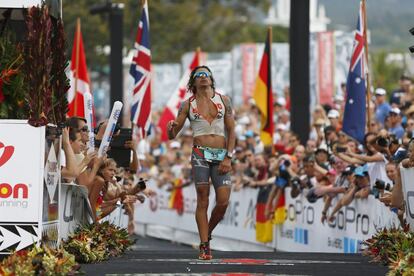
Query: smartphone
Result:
<box><xmin>336</xmin><ymin>146</ymin><xmax>347</xmax><ymax>153</ymax></box>
<box><xmin>107</xmin><ymin>128</ymin><xmax>132</xmax><ymax>168</ymax></box>
<box><xmin>110</xmin><ymin>128</ymin><xmax>132</xmax><ymax>149</ymax></box>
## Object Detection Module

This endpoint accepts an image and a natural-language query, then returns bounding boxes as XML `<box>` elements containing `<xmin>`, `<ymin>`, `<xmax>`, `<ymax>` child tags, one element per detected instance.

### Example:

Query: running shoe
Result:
<box><xmin>198</xmin><ymin>242</ymin><xmax>212</xmax><ymax>260</ymax></box>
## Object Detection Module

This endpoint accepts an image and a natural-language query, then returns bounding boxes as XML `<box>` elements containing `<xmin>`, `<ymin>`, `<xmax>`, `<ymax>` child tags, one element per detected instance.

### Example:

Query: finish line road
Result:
<box><xmin>82</xmin><ymin>236</ymin><xmax>387</xmax><ymax>276</ymax></box>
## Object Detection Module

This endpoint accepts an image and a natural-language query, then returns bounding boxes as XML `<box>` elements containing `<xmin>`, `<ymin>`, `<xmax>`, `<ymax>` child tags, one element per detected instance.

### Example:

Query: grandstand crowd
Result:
<box><xmin>60</xmin><ymin>74</ymin><xmax>414</xmax><ymax>235</ymax></box>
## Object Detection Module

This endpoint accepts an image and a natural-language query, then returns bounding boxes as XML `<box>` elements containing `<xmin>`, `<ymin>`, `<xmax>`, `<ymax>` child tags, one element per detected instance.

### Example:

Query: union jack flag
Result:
<box><xmin>343</xmin><ymin>1</ymin><xmax>367</xmax><ymax>143</ymax></box>
<box><xmin>130</xmin><ymin>0</ymin><xmax>151</xmax><ymax>137</ymax></box>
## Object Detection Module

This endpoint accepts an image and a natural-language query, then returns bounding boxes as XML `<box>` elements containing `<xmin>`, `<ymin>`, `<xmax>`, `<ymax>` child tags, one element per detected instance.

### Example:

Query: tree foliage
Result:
<box><xmin>371</xmin><ymin>51</ymin><xmax>406</xmax><ymax>95</ymax></box>
<box><xmin>62</xmin><ymin>0</ymin><xmax>288</xmax><ymax>68</ymax></box>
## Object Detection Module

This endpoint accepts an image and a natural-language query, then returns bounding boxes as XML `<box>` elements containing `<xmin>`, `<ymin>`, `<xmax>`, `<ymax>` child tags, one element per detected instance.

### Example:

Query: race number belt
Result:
<box><xmin>194</xmin><ymin>145</ymin><xmax>227</xmax><ymax>162</ymax></box>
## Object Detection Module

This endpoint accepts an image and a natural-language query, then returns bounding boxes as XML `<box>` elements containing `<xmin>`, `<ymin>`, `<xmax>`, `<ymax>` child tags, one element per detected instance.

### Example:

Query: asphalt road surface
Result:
<box><xmin>82</xmin><ymin>235</ymin><xmax>388</xmax><ymax>276</ymax></box>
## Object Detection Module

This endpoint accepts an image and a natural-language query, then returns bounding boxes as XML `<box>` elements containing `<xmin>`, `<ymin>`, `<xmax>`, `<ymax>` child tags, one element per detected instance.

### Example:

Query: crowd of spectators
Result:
<box><xmin>60</xmin><ymin>74</ymin><xmax>414</xmax><ymax>235</ymax></box>
<box><xmin>139</xmin><ymin>74</ymin><xmax>414</xmax><ymax>227</ymax></box>
<box><xmin>60</xmin><ymin>118</ymin><xmax>152</xmax><ymax>234</ymax></box>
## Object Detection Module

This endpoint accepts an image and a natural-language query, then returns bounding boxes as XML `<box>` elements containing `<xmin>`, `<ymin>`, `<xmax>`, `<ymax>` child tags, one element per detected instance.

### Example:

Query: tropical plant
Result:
<box><xmin>49</xmin><ymin>17</ymin><xmax>70</xmax><ymax>125</ymax></box>
<box><xmin>0</xmin><ymin>33</ymin><xmax>27</xmax><ymax>119</ymax></box>
<box><xmin>0</xmin><ymin>245</ymin><xmax>80</xmax><ymax>276</ymax></box>
<box><xmin>62</xmin><ymin>221</ymin><xmax>134</xmax><ymax>263</ymax></box>
<box><xmin>23</xmin><ymin>5</ymin><xmax>54</xmax><ymax>127</ymax></box>
<box><xmin>363</xmin><ymin>225</ymin><xmax>414</xmax><ymax>275</ymax></box>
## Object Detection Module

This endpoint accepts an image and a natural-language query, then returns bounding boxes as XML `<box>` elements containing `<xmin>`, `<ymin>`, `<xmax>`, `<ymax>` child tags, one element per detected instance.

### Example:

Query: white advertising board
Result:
<box><xmin>275</xmin><ymin>188</ymin><xmax>400</xmax><ymax>253</ymax></box>
<box><xmin>1</xmin><ymin>0</ymin><xmax>42</xmax><ymax>8</ymax></box>
<box><xmin>0</xmin><ymin>120</ymin><xmax>45</xmax><ymax>254</ymax></box>
<box><xmin>135</xmin><ymin>180</ymin><xmax>272</xmax><ymax>250</ymax></box>
<box><xmin>399</xmin><ymin>167</ymin><xmax>414</xmax><ymax>230</ymax></box>
<box><xmin>59</xmin><ymin>183</ymin><xmax>94</xmax><ymax>240</ymax></box>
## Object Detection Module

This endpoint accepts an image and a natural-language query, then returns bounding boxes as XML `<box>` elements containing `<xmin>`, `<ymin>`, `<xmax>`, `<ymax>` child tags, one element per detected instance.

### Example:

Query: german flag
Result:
<box><xmin>273</xmin><ymin>193</ymin><xmax>286</xmax><ymax>224</ymax></box>
<box><xmin>253</xmin><ymin>28</ymin><xmax>274</xmax><ymax>146</ymax></box>
<box><xmin>168</xmin><ymin>178</ymin><xmax>184</xmax><ymax>215</ymax></box>
<box><xmin>256</xmin><ymin>186</ymin><xmax>273</xmax><ymax>243</ymax></box>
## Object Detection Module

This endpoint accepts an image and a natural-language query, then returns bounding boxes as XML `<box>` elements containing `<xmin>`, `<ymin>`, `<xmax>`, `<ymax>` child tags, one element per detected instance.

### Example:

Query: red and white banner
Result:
<box><xmin>157</xmin><ymin>51</ymin><xmax>201</xmax><ymax>141</ymax></box>
<box><xmin>241</xmin><ymin>44</ymin><xmax>257</xmax><ymax>105</ymax></box>
<box><xmin>67</xmin><ymin>21</ymin><xmax>92</xmax><ymax>118</ymax></box>
<box><xmin>317</xmin><ymin>32</ymin><xmax>335</xmax><ymax>106</ymax></box>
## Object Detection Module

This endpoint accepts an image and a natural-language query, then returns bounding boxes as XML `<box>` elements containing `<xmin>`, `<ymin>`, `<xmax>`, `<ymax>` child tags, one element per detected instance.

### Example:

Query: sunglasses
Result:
<box><xmin>79</xmin><ymin>126</ymin><xmax>89</xmax><ymax>132</ymax></box>
<box><xmin>193</xmin><ymin>71</ymin><xmax>210</xmax><ymax>79</ymax></box>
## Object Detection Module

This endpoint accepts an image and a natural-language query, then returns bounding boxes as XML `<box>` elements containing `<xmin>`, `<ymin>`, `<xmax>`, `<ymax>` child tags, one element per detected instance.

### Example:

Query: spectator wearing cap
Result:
<box><xmin>327</xmin><ymin>165</ymin><xmax>370</xmax><ymax>223</ymax></box>
<box><xmin>390</xmin><ymin>75</ymin><xmax>412</xmax><ymax>107</ymax></box>
<box><xmin>327</xmin><ymin>109</ymin><xmax>341</xmax><ymax>132</ymax></box>
<box><xmin>374</xmin><ymin>88</ymin><xmax>391</xmax><ymax>127</ymax></box>
<box><xmin>274</xmin><ymin>97</ymin><xmax>286</xmax><ymax>111</ymax></box>
<box><xmin>312</xmin><ymin>105</ymin><xmax>328</xmax><ymax>124</ymax></box>
<box><xmin>309</xmin><ymin>117</ymin><xmax>326</xmax><ymax>143</ymax></box>
<box><xmin>388</xmin><ymin>107</ymin><xmax>404</xmax><ymax>139</ymax></box>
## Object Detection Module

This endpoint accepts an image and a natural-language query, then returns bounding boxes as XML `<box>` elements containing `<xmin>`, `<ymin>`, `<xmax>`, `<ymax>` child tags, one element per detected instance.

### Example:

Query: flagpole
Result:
<box><xmin>268</xmin><ymin>26</ymin><xmax>275</xmax><ymax>155</ymax></box>
<box><xmin>362</xmin><ymin>0</ymin><xmax>371</xmax><ymax>131</ymax></box>
<box><xmin>74</xmin><ymin>18</ymin><xmax>81</xmax><ymax>116</ymax></box>
<box><xmin>196</xmin><ymin>47</ymin><xmax>201</xmax><ymax>65</ymax></box>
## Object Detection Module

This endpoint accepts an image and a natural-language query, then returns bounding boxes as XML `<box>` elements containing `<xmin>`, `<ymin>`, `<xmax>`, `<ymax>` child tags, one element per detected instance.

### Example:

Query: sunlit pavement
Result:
<box><xmin>81</xmin><ymin>235</ymin><xmax>388</xmax><ymax>276</ymax></box>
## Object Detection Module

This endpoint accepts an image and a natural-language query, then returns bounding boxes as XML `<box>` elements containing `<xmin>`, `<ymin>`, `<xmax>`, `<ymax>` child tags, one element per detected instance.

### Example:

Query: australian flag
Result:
<box><xmin>130</xmin><ymin>0</ymin><xmax>151</xmax><ymax>137</ymax></box>
<box><xmin>342</xmin><ymin>2</ymin><xmax>367</xmax><ymax>143</ymax></box>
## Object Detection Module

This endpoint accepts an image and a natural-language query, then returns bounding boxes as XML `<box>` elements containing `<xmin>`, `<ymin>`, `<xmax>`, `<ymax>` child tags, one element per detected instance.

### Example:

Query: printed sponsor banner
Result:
<box><xmin>275</xmin><ymin>188</ymin><xmax>400</xmax><ymax>253</ymax></box>
<box><xmin>399</xmin><ymin>168</ymin><xmax>414</xmax><ymax>230</ymax></box>
<box><xmin>0</xmin><ymin>120</ymin><xmax>45</xmax><ymax>222</ymax></box>
<box><xmin>42</xmin><ymin>129</ymin><xmax>61</xmax><ymax>247</ymax></box>
<box><xmin>1</xmin><ymin>0</ymin><xmax>41</xmax><ymax>8</ymax></box>
<box><xmin>241</xmin><ymin>44</ymin><xmax>257</xmax><ymax>104</ymax></box>
<box><xmin>59</xmin><ymin>183</ymin><xmax>94</xmax><ymax>240</ymax></box>
<box><xmin>135</xmin><ymin>180</ymin><xmax>268</xmax><ymax>247</ymax></box>
<box><xmin>0</xmin><ymin>120</ymin><xmax>46</xmax><ymax>254</ymax></box>
<box><xmin>318</xmin><ymin>32</ymin><xmax>335</xmax><ymax>105</ymax></box>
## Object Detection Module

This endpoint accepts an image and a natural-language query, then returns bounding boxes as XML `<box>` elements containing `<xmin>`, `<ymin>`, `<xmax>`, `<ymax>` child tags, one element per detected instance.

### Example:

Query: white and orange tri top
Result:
<box><xmin>188</xmin><ymin>92</ymin><xmax>226</xmax><ymax>137</ymax></box>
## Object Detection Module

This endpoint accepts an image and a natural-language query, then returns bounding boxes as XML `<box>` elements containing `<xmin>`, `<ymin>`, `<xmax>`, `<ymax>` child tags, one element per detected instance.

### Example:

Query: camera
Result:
<box><xmin>290</xmin><ymin>177</ymin><xmax>302</xmax><ymax>198</ymax></box>
<box><xmin>278</xmin><ymin>163</ymin><xmax>290</xmax><ymax>179</ymax></box>
<box><xmin>374</xmin><ymin>179</ymin><xmax>392</xmax><ymax>191</ymax></box>
<box><xmin>137</xmin><ymin>178</ymin><xmax>147</xmax><ymax>190</ymax></box>
<box><xmin>283</xmin><ymin>159</ymin><xmax>291</xmax><ymax>167</ymax></box>
<box><xmin>376</xmin><ymin>137</ymin><xmax>389</xmax><ymax>148</ymax></box>
<box><xmin>342</xmin><ymin>165</ymin><xmax>355</xmax><ymax>176</ymax></box>
<box><xmin>336</xmin><ymin>146</ymin><xmax>347</xmax><ymax>153</ymax></box>
<box><xmin>291</xmin><ymin>177</ymin><xmax>301</xmax><ymax>189</ymax></box>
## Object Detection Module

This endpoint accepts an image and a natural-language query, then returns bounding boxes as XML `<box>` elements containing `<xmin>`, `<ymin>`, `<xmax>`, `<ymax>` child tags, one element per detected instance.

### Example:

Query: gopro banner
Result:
<box><xmin>399</xmin><ymin>167</ymin><xmax>414</xmax><ymax>230</ymax></box>
<box><xmin>275</xmin><ymin>188</ymin><xmax>400</xmax><ymax>253</ymax></box>
<box><xmin>135</xmin><ymin>180</ymin><xmax>274</xmax><ymax>251</ymax></box>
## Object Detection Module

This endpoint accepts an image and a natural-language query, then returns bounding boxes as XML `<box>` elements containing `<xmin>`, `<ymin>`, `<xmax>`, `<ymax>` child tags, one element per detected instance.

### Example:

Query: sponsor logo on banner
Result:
<box><xmin>0</xmin><ymin>141</ymin><xmax>30</xmax><ymax>209</ymax></box>
<box><xmin>317</xmin><ymin>32</ymin><xmax>334</xmax><ymax>105</ymax></box>
<box><xmin>286</xmin><ymin>200</ymin><xmax>370</xmax><ymax>235</ymax></box>
<box><xmin>327</xmin><ymin>206</ymin><xmax>370</xmax><ymax>235</ymax></box>
<box><xmin>407</xmin><ymin>191</ymin><xmax>414</xmax><ymax>219</ymax></box>
<box><xmin>276</xmin><ymin>188</ymin><xmax>398</xmax><ymax>253</ymax></box>
<box><xmin>44</xmin><ymin>145</ymin><xmax>59</xmax><ymax>204</ymax></box>
<box><xmin>0</xmin><ymin>142</ymin><xmax>14</xmax><ymax>167</ymax></box>
<box><xmin>294</xmin><ymin>227</ymin><xmax>309</xmax><ymax>245</ymax></box>
<box><xmin>343</xmin><ymin>237</ymin><xmax>362</xmax><ymax>253</ymax></box>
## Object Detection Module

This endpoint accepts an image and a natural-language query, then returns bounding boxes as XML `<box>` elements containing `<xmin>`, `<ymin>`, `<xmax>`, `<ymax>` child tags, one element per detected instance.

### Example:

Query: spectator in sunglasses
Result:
<box><xmin>66</xmin><ymin>116</ymin><xmax>89</xmax><ymax>144</ymax></box>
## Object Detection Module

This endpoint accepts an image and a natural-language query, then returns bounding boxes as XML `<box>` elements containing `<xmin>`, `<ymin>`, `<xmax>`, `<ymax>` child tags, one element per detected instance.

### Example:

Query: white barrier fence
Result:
<box><xmin>59</xmin><ymin>183</ymin><xmax>94</xmax><ymax>240</ymax></box>
<box><xmin>134</xmin><ymin>180</ymin><xmax>401</xmax><ymax>253</ymax></box>
<box><xmin>276</xmin><ymin>191</ymin><xmax>400</xmax><ymax>253</ymax></box>
<box><xmin>399</xmin><ymin>167</ymin><xmax>414</xmax><ymax>230</ymax></box>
